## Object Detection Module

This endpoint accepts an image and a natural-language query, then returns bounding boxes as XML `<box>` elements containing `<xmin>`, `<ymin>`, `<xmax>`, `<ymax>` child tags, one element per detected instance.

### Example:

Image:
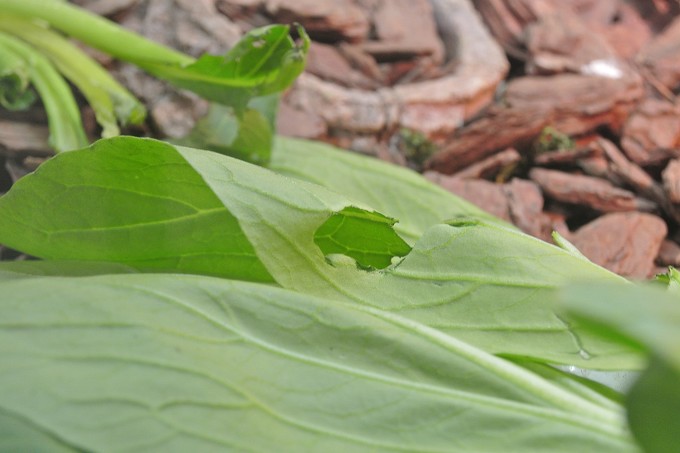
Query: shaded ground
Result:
<box><xmin>2</xmin><ymin>0</ymin><xmax>680</xmax><ymax>279</ymax></box>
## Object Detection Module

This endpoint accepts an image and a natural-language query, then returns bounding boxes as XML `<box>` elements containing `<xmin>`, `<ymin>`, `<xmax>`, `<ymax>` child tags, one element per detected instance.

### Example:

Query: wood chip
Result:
<box><xmin>572</xmin><ymin>212</ymin><xmax>667</xmax><ymax>279</ymax></box>
<box><xmin>534</xmin><ymin>146</ymin><xmax>599</xmax><ymax>166</ymax></box>
<box><xmin>453</xmin><ymin>148</ymin><xmax>521</xmax><ymax>179</ymax></box>
<box><xmin>638</xmin><ymin>15</ymin><xmax>680</xmax><ymax>92</ymax></box>
<box><xmin>426</xmin><ymin>72</ymin><xmax>643</xmax><ymax>174</ymax></box>
<box><xmin>362</xmin><ymin>0</ymin><xmax>444</xmax><ymax>63</ymax></box>
<box><xmin>529</xmin><ymin>168</ymin><xmax>655</xmax><ymax>212</ymax></box>
<box><xmin>266</xmin><ymin>0</ymin><xmax>369</xmax><ymax>42</ymax></box>
<box><xmin>620</xmin><ymin>98</ymin><xmax>680</xmax><ymax>166</ymax></box>
<box><xmin>662</xmin><ymin>159</ymin><xmax>680</xmax><ymax>204</ymax></box>
<box><xmin>657</xmin><ymin>239</ymin><xmax>680</xmax><ymax>266</ymax></box>
<box><xmin>0</xmin><ymin>121</ymin><xmax>51</xmax><ymax>157</ymax></box>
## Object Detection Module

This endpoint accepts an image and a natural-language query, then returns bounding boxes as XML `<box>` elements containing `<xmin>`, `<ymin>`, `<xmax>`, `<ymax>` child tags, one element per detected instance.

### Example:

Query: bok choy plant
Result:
<box><xmin>0</xmin><ymin>135</ymin><xmax>676</xmax><ymax>451</ymax></box>
<box><xmin>0</xmin><ymin>0</ymin><xmax>309</xmax><ymax>160</ymax></box>
<box><xmin>0</xmin><ymin>3</ymin><xmax>677</xmax><ymax>452</ymax></box>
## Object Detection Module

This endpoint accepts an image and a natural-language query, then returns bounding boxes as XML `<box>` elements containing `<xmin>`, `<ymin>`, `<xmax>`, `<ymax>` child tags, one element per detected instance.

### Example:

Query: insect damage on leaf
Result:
<box><xmin>314</xmin><ymin>206</ymin><xmax>411</xmax><ymax>269</ymax></box>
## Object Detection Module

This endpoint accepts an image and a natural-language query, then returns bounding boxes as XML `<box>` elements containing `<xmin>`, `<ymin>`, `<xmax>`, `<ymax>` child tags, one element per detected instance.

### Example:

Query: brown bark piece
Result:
<box><xmin>571</xmin><ymin>212</ymin><xmax>667</xmax><ymax>279</ymax></box>
<box><xmin>657</xmin><ymin>239</ymin><xmax>680</xmax><ymax>267</ymax></box>
<box><xmin>503</xmin><ymin>178</ymin><xmax>548</xmax><ymax>239</ymax></box>
<box><xmin>588</xmin><ymin>2</ymin><xmax>652</xmax><ymax>59</ymax></box>
<box><xmin>0</xmin><ymin>121</ymin><xmax>51</xmax><ymax>157</ymax></box>
<box><xmin>453</xmin><ymin>148</ymin><xmax>521</xmax><ymax>179</ymax></box>
<box><xmin>529</xmin><ymin>168</ymin><xmax>655</xmax><ymax>212</ymax></box>
<box><xmin>391</xmin><ymin>0</ymin><xmax>509</xmax><ymax>139</ymax></box>
<box><xmin>285</xmin><ymin>0</ymin><xmax>509</xmax><ymax>142</ymax></box>
<box><xmin>525</xmin><ymin>11</ymin><xmax>619</xmax><ymax>75</ymax></box>
<box><xmin>578</xmin><ymin>155</ymin><xmax>611</xmax><ymax>179</ymax></box>
<box><xmin>426</xmin><ymin>72</ymin><xmax>643</xmax><ymax>174</ymax></box>
<box><xmin>662</xmin><ymin>159</ymin><xmax>680</xmax><ymax>204</ymax></box>
<box><xmin>596</xmin><ymin>138</ymin><xmax>663</xmax><ymax>199</ymax></box>
<box><xmin>266</xmin><ymin>0</ymin><xmax>369</xmax><ymax>42</ymax></box>
<box><xmin>620</xmin><ymin>99</ymin><xmax>680</xmax><ymax>166</ymax></box>
<box><xmin>638</xmin><ymin>16</ymin><xmax>680</xmax><ymax>92</ymax></box>
<box><xmin>425</xmin><ymin>106</ymin><xmax>549</xmax><ymax>174</ymax></box>
<box><xmin>276</xmin><ymin>101</ymin><xmax>327</xmax><ymax>139</ymax></box>
<box><xmin>361</xmin><ymin>0</ymin><xmax>444</xmax><ymax>64</ymax></box>
<box><xmin>504</xmin><ymin>73</ymin><xmax>643</xmax><ymax>136</ymax></box>
<box><xmin>424</xmin><ymin>173</ymin><xmax>512</xmax><ymax>221</ymax></box>
<box><xmin>534</xmin><ymin>146</ymin><xmax>600</xmax><ymax>166</ymax></box>
<box><xmin>306</xmin><ymin>42</ymin><xmax>376</xmax><ymax>89</ymax></box>
<box><xmin>473</xmin><ymin>0</ymin><xmax>558</xmax><ymax>54</ymax></box>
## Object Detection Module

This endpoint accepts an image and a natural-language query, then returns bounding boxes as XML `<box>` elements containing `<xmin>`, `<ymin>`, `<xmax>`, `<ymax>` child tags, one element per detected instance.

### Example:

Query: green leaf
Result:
<box><xmin>0</xmin><ymin>31</ymin><xmax>87</xmax><ymax>152</ymax></box>
<box><xmin>0</xmin><ymin>137</ymin><xmax>273</xmax><ymax>282</ymax></box>
<box><xmin>149</xmin><ymin>25</ymin><xmax>308</xmax><ymax>111</ymax></box>
<box><xmin>314</xmin><ymin>206</ymin><xmax>411</xmax><ymax>269</ymax></box>
<box><xmin>560</xmin><ymin>283</ymin><xmax>680</xmax><ymax>372</ymax></box>
<box><xmin>0</xmin><ymin>260</ymin><xmax>136</xmax><ymax>282</ymax></box>
<box><xmin>0</xmin><ymin>136</ymin><xmax>635</xmax><ymax>367</ymax></box>
<box><xmin>270</xmin><ymin>137</ymin><xmax>505</xmax><ymax>244</ymax></box>
<box><xmin>174</xmin><ymin>97</ymin><xmax>277</xmax><ymax>165</ymax></box>
<box><xmin>560</xmin><ymin>283</ymin><xmax>680</xmax><ymax>453</ymax></box>
<box><xmin>626</xmin><ymin>357</ymin><xmax>680</xmax><ymax>453</ymax></box>
<box><xmin>0</xmin><ymin>273</ymin><xmax>635</xmax><ymax>451</ymax></box>
<box><xmin>655</xmin><ymin>266</ymin><xmax>680</xmax><ymax>293</ymax></box>
<box><xmin>178</xmin><ymin>142</ymin><xmax>635</xmax><ymax>368</ymax></box>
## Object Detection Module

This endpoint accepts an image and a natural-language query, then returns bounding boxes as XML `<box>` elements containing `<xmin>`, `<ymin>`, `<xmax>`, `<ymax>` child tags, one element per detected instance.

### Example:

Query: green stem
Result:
<box><xmin>0</xmin><ymin>0</ymin><xmax>193</xmax><ymax>67</ymax></box>
<box><xmin>0</xmin><ymin>32</ymin><xmax>88</xmax><ymax>152</ymax></box>
<box><xmin>0</xmin><ymin>14</ymin><xmax>146</xmax><ymax>137</ymax></box>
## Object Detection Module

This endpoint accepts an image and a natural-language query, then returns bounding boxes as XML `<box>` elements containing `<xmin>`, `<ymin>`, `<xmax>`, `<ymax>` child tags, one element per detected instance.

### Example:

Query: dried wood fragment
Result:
<box><xmin>0</xmin><ymin>121</ymin><xmax>51</xmax><ymax>157</ymax></box>
<box><xmin>266</xmin><ymin>0</ymin><xmax>369</xmax><ymax>42</ymax></box>
<box><xmin>525</xmin><ymin>11</ymin><xmax>618</xmax><ymax>75</ymax></box>
<box><xmin>620</xmin><ymin>99</ymin><xmax>680</xmax><ymax>166</ymax></box>
<box><xmin>362</xmin><ymin>0</ymin><xmax>444</xmax><ymax>63</ymax></box>
<box><xmin>306</xmin><ymin>42</ymin><xmax>377</xmax><ymax>89</ymax></box>
<box><xmin>529</xmin><ymin>168</ymin><xmax>655</xmax><ymax>212</ymax></box>
<box><xmin>657</xmin><ymin>239</ymin><xmax>680</xmax><ymax>267</ymax></box>
<box><xmin>534</xmin><ymin>146</ymin><xmax>599</xmax><ymax>166</ymax></box>
<box><xmin>638</xmin><ymin>15</ymin><xmax>680</xmax><ymax>92</ymax></box>
<box><xmin>453</xmin><ymin>148</ymin><xmax>521</xmax><ymax>179</ymax></box>
<box><xmin>662</xmin><ymin>159</ymin><xmax>680</xmax><ymax>204</ymax></box>
<box><xmin>572</xmin><ymin>212</ymin><xmax>667</xmax><ymax>279</ymax></box>
<box><xmin>425</xmin><ymin>106</ymin><xmax>548</xmax><ymax>174</ymax></box>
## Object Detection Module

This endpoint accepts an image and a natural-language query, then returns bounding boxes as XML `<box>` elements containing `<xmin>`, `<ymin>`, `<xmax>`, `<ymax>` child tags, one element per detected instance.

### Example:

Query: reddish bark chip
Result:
<box><xmin>266</xmin><ymin>0</ymin><xmax>369</xmax><ymax>42</ymax></box>
<box><xmin>638</xmin><ymin>16</ymin><xmax>680</xmax><ymax>91</ymax></box>
<box><xmin>621</xmin><ymin>99</ymin><xmax>680</xmax><ymax>166</ymax></box>
<box><xmin>662</xmin><ymin>159</ymin><xmax>680</xmax><ymax>204</ymax></box>
<box><xmin>572</xmin><ymin>212</ymin><xmax>667</xmax><ymax>279</ymax></box>
<box><xmin>529</xmin><ymin>168</ymin><xmax>654</xmax><ymax>212</ymax></box>
<box><xmin>525</xmin><ymin>11</ymin><xmax>618</xmax><ymax>75</ymax></box>
<box><xmin>453</xmin><ymin>148</ymin><xmax>521</xmax><ymax>180</ymax></box>
<box><xmin>657</xmin><ymin>239</ymin><xmax>680</xmax><ymax>267</ymax></box>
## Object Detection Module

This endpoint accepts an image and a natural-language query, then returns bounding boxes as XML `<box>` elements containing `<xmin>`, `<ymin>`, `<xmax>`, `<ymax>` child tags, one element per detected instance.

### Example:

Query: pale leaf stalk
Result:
<box><xmin>0</xmin><ymin>14</ymin><xmax>147</xmax><ymax>137</ymax></box>
<box><xmin>0</xmin><ymin>0</ymin><xmax>193</xmax><ymax>67</ymax></box>
<box><xmin>0</xmin><ymin>32</ymin><xmax>87</xmax><ymax>152</ymax></box>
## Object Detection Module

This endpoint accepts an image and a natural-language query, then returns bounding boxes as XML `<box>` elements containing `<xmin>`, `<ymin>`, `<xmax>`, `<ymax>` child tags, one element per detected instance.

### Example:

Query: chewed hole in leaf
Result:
<box><xmin>314</xmin><ymin>206</ymin><xmax>411</xmax><ymax>270</ymax></box>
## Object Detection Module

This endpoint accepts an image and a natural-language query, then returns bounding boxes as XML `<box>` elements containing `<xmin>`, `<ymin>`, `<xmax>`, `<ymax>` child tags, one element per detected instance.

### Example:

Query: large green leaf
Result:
<box><xmin>0</xmin><ymin>260</ymin><xmax>136</xmax><ymax>282</ymax></box>
<box><xmin>146</xmin><ymin>25</ymin><xmax>309</xmax><ymax>111</ymax></box>
<box><xmin>0</xmin><ymin>137</ymin><xmax>634</xmax><ymax>367</ymax></box>
<box><xmin>0</xmin><ymin>273</ymin><xmax>635</xmax><ymax>452</ymax></box>
<box><xmin>560</xmin><ymin>283</ymin><xmax>680</xmax><ymax>453</ymax></box>
<box><xmin>270</xmin><ymin>137</ymin><xmax>503</xmax><ymax>243</ymax></box>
